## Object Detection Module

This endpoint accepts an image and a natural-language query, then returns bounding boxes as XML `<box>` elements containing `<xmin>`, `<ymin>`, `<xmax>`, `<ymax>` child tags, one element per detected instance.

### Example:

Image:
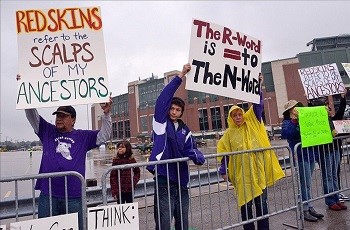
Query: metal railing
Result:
<box><xmin>0</xmin><ymin>171</ymin><xmax>86</xmax><ymax>230</ymax></box>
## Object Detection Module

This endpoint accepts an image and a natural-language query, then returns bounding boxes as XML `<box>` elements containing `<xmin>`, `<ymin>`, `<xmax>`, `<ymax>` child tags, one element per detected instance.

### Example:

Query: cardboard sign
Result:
<box><xmin>297</xmin><ymin>106</ymin><xmax>333</xmax><ymax>147</ymax></box>
<box><xmin>298</xmin><ymin>63</ymin><xmax>345</xmax><ymax>99</ymax></box>
<box><xmin>16</xmin><ymin>6</ymin><xmax>110</xmax><ymax>109</ymax></box>
<box><xmin>88</xmin><ymin>202</ymin><xmax>139</xmax><ymax>230</ymax></box>
<box><xmin>10</xmin><ymin>213</ymin><xmax>78</xmax><ymax>229</ymax></box>
<box><xmin>342</xmin><ymin>63</ymin><xmax>350</xmax><ymax>78</ymax></box>
<box><xmin>186</xmin><ymin>19</ymin><xmax>262</xmax><ymax>104</ymax></box>
<box><xmin>333</xmin><ymin>120</ymin><xmax>350</xmax><ymax>134</ymax></box>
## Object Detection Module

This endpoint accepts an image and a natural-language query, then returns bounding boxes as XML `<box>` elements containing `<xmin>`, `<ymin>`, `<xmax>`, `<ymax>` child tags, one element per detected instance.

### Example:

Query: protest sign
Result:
<box><xmin>342</xmin><ymin>63</ymin><xmax>350</xmax><ymax>78</ymax></box>
<box><xmin>298</xmin><ymin>63</ymin><xmax>345</xmax><ymax>99</ymax></box>
<box><xmin>297</xmin><ymin>106</ymin><xmax>333</xmax><ymax>147</ymax></box>
<box><xmin>186</xmin><ymin>19</ymin><xmax>262</xmax><ymax>104</ymax></box>
<box><xmin>333</xmin><ymin>120</ymin><xmax>350</xmax><ymax>134</ymax></box>
<box><xmin>16</xmin><ymin>6</ymin><xmax>110</xmax><ymax>109</ymax></box>
<box><xmin>0</xmin><ymin>225</ymin><xmax>6</xmax><ymax>230</ymax></box>
<box><xmin>10</xmin><ymin>213</ymin><xmax>78</xmax><ymax>230</ymax></box>
<box><xmin>88</xmin><ymin>202</ymin><xmax>139</xmax><ymax>230</ymax></box>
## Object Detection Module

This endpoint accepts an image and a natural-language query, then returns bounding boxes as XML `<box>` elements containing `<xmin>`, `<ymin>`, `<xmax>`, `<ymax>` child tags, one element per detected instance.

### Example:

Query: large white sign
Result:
<box><xmin>0</xmin><ymin>225</ymin><xmax>6</xmax><ymax>230</ymax></box>
<box><xmin>186</xmin><ymin>19</ymin><xmax>262</xmax><ymax>104</ymax></box>
<box><xmin>10</xmin><ymin>213</ymin><xmax>78</xmax><ymax>229</ymax></box>
<box><xmin>88</xmin><ymin>202</ymin><xmax>139</xmax><ymax>230</ymax></box>
<box><xmin>298</xmin><ymin>63</ymin><xmax>345</xmax><ymax>99</ymax></box>
<box><xmin>342</xmin><ymin>63</ymin><xmax>350</xmax><ymax>78</ymax></box>
<box><xmin>16</xmin><ymin>6</ymin><xmax>110</xmax><ymax>109</ymax></box>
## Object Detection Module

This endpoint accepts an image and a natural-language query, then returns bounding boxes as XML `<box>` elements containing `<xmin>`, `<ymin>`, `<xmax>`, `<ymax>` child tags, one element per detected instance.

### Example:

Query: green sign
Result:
<box><xmin>297</xmin><ymin>106</ymin><xmax>333</xmax><ymax>147</ymax></box>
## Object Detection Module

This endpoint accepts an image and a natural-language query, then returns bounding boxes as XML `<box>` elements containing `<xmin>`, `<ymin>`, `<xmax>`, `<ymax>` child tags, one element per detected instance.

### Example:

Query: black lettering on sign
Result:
<box><xmin>16</xmin><ymin>77</ymin><xmax>108</xmax><ymax>105</ymax></box>
<box><xmin>89</xmin><ymin>205</ymin><xmax>136</xmax><ymax>229</ymax></box>
<box><xmin>191</xmin><ymin>59</ymin><xmax>260</xmax><ymax>95</ymax></box>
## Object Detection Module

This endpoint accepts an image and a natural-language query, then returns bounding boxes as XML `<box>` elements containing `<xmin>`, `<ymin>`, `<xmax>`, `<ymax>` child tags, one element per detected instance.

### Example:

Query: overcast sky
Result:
<box><xmin>1</xmin><ymin>0</ymin><xmax>349</xmax><ymax>142</ymax></box>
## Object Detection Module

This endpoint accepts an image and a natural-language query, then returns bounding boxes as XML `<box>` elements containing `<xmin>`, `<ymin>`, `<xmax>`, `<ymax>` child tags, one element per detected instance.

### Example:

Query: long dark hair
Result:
<box><xmin>116</xmin><ymin>140</ymin><xmax>134</xmax><ymax>159</ymax></box>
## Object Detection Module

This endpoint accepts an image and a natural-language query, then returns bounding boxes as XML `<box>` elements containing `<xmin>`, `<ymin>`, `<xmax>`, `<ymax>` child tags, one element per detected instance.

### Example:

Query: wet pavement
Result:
<box><xmin>1</xmin><ymin>139</ymin><xmax>350</xmax><ymax>229</ymax></box>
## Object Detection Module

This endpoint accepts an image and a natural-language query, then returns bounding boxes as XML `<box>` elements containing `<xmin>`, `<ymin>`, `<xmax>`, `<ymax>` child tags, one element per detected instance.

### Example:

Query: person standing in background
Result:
<box><xmin>110</xmin><ymin>140</ymin><xmax>140</xmax><ymax>204</ymax></box>
<box><xmin>281</xmin><ymin>99</ymin><xmax>324</xmax><ymax>222</ymax></box>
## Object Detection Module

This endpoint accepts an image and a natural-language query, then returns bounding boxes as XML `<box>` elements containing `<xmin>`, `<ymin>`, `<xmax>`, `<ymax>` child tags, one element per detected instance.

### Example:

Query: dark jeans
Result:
<box><xmin>319</xmin><ymin>151</ymin><xmax>340</xmax><ymax>206</ymax></box>
<box><xmin>154</xmin><ymin>181</ymin><xmax>189</xmax><ymax>230</ymax></box>
<box><xmin>298</xmin><ymin>160</ymin><xmax>315</xmax><ymax>211</ymax></box>
<box><xmin>337</xmin><ymin>149</ymin><xmax>343</xmax><ymax>190</ymax></box>
<box><xmin>117</xmin><ymin>192</ymin><xmax>133</xmax><ymax>204</ymax></box>
<box><xmin>241</xmin><ymin>189</ymin><xmax>269</xmax><ymax>230</ymax></box>
<box><xmin>38</xmin><ymin>193</ymin><xmax>83</xmax><ymax>230</ymax></box>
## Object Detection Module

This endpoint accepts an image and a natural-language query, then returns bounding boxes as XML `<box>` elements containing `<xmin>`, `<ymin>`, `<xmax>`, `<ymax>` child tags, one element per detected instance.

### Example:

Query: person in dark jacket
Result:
<box><xmin>308</xmin><ymin>90</ymin><xmax>347</xmax><ymax>211</ymax></box>
<box><xmin>146</xmin><ymin>63</ymin><xmax>205</xmax><ymax>230</ymax></box>
<box><xmin>281</xmin><ymin>100</ymin><xmax>324</xmax><ymax>222</ymax></box>
<box><xmin>110</xmin><ymin>140</ymin><xmax>140</xmax><ymax>204</ymax></box>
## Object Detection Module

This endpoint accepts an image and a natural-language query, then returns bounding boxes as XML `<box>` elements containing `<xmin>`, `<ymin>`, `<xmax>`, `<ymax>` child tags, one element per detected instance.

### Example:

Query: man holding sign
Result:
<box><xmin>19</xmin><ymin>73</ymin><xmax>112</xmax><ymax>230</ymax></box>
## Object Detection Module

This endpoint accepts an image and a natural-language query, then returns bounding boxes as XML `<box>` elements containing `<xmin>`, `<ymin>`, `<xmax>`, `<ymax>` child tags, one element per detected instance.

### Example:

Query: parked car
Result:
<box><xmin>195</xmin><ymin>139</ymin><xmax>207</xmax><ymax>147</ymax></box>
<box><xmin>137</xmin><ymin>142</ymin><xmax>153</xmax><ymax>153</ymax></box>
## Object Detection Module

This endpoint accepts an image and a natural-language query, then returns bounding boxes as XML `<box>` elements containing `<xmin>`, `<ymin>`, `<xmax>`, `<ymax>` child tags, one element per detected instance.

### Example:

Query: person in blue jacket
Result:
<box><xmin>146</xmin><ymin>63</ymin><xmax>205</xmax><ymax>230</ymax></box>
<box><xmin>281</xmin><ymin>99</ymin><xmax>324</xmax><ymax>222</ymax></box>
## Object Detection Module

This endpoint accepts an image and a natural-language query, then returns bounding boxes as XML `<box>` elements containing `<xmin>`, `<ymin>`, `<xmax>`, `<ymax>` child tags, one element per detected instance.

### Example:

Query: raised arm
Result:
<box><xmin>25</xmin><ymin>108</ymin><xmax>40</xmax><ymax>134</ymax></box>
<box><xmin>253</xmin><ymin>73</ymin><xmax>264</xmax><ymax>121</ymax></box>
<box><xmin>333</xmin><ymin>89</ymin><xmax>347</xmax><ymax>120</ymax></box>
<box><xmin>96</xmin><ymin>97</ymin><xmax>112</xmax><ymax>146</ymax></box>
<box><xmin>153</xmin><ymin>64</ymin><xmax>191</xmax><ymax>124</ymax></box>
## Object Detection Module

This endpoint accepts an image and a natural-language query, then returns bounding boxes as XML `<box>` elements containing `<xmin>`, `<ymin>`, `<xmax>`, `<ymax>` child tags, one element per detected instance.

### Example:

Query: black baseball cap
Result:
<box><xmin>52</xmin><ymin>106</ymin><xmax>76</xmax><ymax>118</ymax></box>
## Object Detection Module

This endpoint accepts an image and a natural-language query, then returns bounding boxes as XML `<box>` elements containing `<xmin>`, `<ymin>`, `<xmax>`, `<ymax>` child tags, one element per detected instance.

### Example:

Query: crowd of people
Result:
<box><xmin>19</xmin><ymin>62</ymin><xmax>350</xmax><ymax>230</ymax></box>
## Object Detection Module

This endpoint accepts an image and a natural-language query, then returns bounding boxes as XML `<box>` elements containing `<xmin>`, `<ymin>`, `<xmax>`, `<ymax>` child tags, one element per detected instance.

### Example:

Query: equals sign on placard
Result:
<box><xmin>223</xmin><ymin>48</ymin><xmax>241</xmax><ymax>60</ymax></box>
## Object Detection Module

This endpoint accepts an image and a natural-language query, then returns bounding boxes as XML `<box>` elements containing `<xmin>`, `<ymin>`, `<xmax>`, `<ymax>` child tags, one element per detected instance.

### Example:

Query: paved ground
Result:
<box><xmin>2</xmin><ymin>138</ymin><xmax>350</xmax><ymax>229</ymax></box>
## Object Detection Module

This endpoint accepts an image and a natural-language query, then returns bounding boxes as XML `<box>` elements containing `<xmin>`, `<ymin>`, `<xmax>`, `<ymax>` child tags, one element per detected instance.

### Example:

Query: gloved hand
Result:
<box><xmin>188</xmin><ymin>149</ymin><xmax>205</xmax><ymax>165</ymax></box>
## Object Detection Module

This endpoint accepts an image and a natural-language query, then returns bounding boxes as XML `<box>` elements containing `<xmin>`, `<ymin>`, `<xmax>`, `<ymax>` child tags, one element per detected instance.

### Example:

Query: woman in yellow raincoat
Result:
<box><xmin>217</xmin><ymin>75</ymin><xmax>285</xmax><ymax>230</ymax></box>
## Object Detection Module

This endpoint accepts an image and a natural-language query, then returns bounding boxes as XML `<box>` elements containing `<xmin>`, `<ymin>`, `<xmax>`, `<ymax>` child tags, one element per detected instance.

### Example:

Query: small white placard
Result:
<box><xmin>10</xmin><ymin>213</ymin><xmax>78</xmax><ymax>230</ymax></box>
<box><xmin>88</xmin><ymin>202</ymin><xmax>139</xmax><ymax>230</ymax></box>
<box><xmin>333</xmin><ymin>120</ymin><xmax>350</xmax><ymax>134</ymax></box>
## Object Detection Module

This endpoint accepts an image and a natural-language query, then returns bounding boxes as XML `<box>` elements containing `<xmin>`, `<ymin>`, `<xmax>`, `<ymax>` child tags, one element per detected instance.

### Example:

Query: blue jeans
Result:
<box><xmin>240</xmin><ymin>189</ymin><xmax>269</xmax><ymax>230</ymax></box>
<box><xmin>318</xmin><ymin>150</ymin><xmax>340</xmax><ymax>206</ymax></box>
<box><xmin>154</xmin><ymin>180</ymin><xmax>189</xmax><ymax>230</ymax></box>
<box><xmin>38</xmin><ymin>193</ymin><xmax>83</xmax><ymax>230</ymax></box>
<box><xmin>298</xmin><ymin>160</ymin><xmax>315</xmax><ymax>211</ymax></box>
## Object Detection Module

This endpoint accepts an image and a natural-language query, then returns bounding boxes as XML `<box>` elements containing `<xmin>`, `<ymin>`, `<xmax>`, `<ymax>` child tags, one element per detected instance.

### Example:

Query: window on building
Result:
<box><xmin>118</xmin><ymin>121</ymin><xmax>124</xmax><ymax>139</ymax></box>
<box><xmin>223</xmin><ymin>105</ymin><xmax>232</xmax><ymax>128</ymax></box>
<box><xmin>237</xmin><ymin>102</ymin><xmax>249</xmax><ymax>111</ymax></box>
<box><xmin>210</xmin><ymin>107</ymin><xmax>222</xmax><ymax>130</ymax></box>
<box><xmin>112</xmin><ymin>122</ymin><xmax>117</xmax><ymax>139</ymax></box>
<box><xmin>140</xmin><ymin>116</ymin><xmax>148</xmax><ymax>132</ymax></box>
<box><xmin>198</xmin><ymin>108</ymin><xmax>209</xmax><ymax>131</ymax></box>
<box><xmin>124</xmin><ymin>120</ymin><xmax>130</xmax><ymax>138</ymax></box>
<box><xmin>149</xmin><ymin>115</ymin><xmax>154</xmax><ymax>128</ymax></box>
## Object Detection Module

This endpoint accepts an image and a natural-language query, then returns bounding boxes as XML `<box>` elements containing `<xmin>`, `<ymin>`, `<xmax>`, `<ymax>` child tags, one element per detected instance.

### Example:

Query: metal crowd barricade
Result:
<box><xmin>0</xmin><ymin>171</ymin><xmax>87</xmax><ymax>230</ymax></box>
<box><xmin>101</xmin><ymin>144</ymin><xmax>301</xmax><ymax>230</ymax></box>
<box><xmin>294</xmin><ymin>135</ymin><xmax>350</xmax><ymax>229</ymax></box>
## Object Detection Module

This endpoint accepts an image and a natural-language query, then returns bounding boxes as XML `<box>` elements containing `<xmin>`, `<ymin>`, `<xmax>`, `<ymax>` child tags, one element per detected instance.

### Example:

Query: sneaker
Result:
<box><xmin>337</xmin><ymin>202</ymin><xmax>347</xmax><ymax>210</ymax></box>
<box><xmin>339</xmin><ymin>193</ymin><xmax>350</xmax><ymax>201</ymax></box>
<box><xmin>303</xmin><ymin>211</ymin><xmax>318</xmax><ymax>222</ymax></box>
<box><xmin>309</xmin><ymin>207</ymin><xmax>324</xmax><ymax>219</ymax></box>
<box><xmin>329</xmin><ymin>203</ymin><xmax>342</xmax><ymax>211</ymax></box>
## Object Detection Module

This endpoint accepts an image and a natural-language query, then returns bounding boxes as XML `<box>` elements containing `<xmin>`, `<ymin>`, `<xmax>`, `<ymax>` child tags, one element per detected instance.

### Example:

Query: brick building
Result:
<box><xmin>91</xmin><ymin>35</ymin><xmax>350</xmax><ymax>144</ymax></box>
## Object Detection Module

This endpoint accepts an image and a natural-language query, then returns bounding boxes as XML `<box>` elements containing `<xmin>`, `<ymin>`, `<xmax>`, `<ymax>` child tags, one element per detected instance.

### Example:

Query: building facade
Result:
<box><xmin>92</xmin><ymin>35</ymin><xmax>350</xmax><ymax>144</ymax></box>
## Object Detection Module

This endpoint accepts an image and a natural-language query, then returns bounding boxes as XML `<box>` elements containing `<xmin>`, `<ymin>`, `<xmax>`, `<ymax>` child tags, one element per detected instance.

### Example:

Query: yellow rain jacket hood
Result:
<box><xmin>217</xmin><ymin>105</ymin><xmax>285</xmax><ymax>207</ymax></box>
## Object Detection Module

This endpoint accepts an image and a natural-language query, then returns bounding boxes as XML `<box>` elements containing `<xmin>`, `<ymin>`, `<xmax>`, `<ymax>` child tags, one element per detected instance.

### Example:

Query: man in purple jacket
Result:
<box><xmin>146</xmin><ymin>63</ymin><xmax>205</xmax><ymax>230</ymax></box>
